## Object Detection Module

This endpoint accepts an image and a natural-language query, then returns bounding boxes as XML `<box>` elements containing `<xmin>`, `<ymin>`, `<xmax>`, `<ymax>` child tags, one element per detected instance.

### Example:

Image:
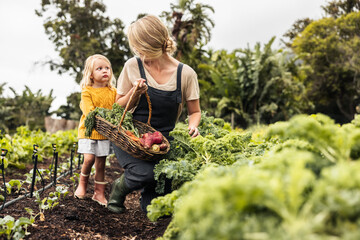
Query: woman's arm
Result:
<box><xmin>115</xmin><ymin>79</ymin><xmax>148</xmax><ymax>108</ymax></box>
<box><xmin>115</xmin><ymin>92</ymin><xmax>133</xmax><ymax>108</ymax></box>
<box><xmin>187</xmin><ymin>99</ymin><xmax>201</xmax><ymax>137</ymax></box>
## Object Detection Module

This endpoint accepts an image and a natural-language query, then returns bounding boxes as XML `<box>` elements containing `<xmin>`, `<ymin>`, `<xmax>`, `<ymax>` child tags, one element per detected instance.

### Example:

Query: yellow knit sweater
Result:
<box><xmin>78</xmin><ymin>86</ymin><xmax>117</xmax><ymax>140</ymax></box>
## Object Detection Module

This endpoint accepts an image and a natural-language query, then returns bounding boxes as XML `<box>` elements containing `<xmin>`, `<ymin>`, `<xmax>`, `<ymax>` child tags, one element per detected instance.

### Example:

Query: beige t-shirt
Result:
<box><xmin>117</xmin><ymin>57</ymin><xmax>200</xmax><ymax>119</ymax></box>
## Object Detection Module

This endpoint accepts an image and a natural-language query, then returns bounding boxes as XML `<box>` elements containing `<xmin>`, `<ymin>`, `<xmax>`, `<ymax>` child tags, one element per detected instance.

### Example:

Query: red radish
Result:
<box><xmin>139</xmin><ymin>132</ymin><xmax>165</xmax><ymax>150</ymax></box>
<box><xmin>159</xmin><ymin>143</ymin><xmax>168</xmax><ymax>151</ymax></box>
<box><xmin>142</xmin><ymin>133</ymin><xmax>152</xmax><ymax>139</ymax></box>
<box><xmin>142</xmin><ymin>133</ymin><xmax>154</xmax><ymax>149</ymax></box>
<box><xmin>140</xmin><ymin>138</ymin><xmax>145</xmax><ymax>147</ymax></box>
<box><xmin>152</xmin><ymin>131</ymin><xmax>163</xmax><ymax>144</ymax></box>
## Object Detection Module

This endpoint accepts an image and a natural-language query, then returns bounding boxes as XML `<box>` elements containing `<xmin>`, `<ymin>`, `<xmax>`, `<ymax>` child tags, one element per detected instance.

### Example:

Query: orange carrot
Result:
<box><xmin>125</xmin><ymin>130</ymin><xmax>140</xmax><ymax>142</ymax></box>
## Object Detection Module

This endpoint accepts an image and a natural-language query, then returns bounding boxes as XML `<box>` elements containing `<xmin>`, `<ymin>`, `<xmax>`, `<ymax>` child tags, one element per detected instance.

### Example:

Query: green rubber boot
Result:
<box><xmin>107</xmin><ymin>174</ymin><xmax>131</xmax><ymax>213</ymax></box>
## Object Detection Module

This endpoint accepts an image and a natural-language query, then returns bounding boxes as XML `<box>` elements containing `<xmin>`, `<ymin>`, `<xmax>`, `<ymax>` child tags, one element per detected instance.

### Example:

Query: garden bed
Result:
<box><xmin>0</xmin><ymin>156</ymin><xmax>170</xmax><ymax>240</ymax></box>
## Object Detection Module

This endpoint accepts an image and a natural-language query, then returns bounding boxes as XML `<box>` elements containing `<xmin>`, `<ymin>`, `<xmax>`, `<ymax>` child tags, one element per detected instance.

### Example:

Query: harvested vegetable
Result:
<box><xmin>152</xmin><ymin>131</ymin><xmax>163</xmax><ymax>144</ymax></box>
<box><xmin>159</xmin><ymin>143</ymin><xmax>168</xmax><ymax>151</ymax></box>
<box><xmin>142</xmin><ymin>133</ymin><xmax>154</xmax><ymax>149</ymax></box>
<box><xmin>84</xmin><ymin>103</ymin><xmax>139</xmax><ymax>138</ymax></box>
<box><xmin>125</xmin><ymin>130</ymin><xmax>140</xmax><ymax>143</ymax></box>
<box><xmin>139</xmin><ymin>131</ymin><xmax>167</xmax><ymax>151</ymax></box>
<box><xmin>151</xmin><ymin>144</ymin><xmax>160</xmax><ymax>152</ymax></box>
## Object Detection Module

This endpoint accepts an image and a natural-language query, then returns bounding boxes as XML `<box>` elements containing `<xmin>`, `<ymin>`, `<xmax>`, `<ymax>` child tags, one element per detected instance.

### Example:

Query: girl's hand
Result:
<box><xmin>188</xmin><ymin>126</ymin><xmax>200</xmax><ymax>138</ymax></box>
<box><xmin>133</xmin><ymin>79</ymin><xmax>148</xmax><ymax>96</ymax></box>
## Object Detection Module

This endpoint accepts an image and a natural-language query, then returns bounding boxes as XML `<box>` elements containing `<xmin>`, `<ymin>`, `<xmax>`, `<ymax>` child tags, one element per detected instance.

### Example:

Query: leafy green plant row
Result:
<box><xmin>0</xmin><ymin>126</ymin><xmax>77</xmax><ymax>169</ymax></box>
<box><xmin>153</xmin><ymin>112</ymin><xmax>272</xmax><ymax>194</ymax></box>
<box><xmin>149</xmin><ymin>113</ymin><xmax>360</xmax><ymax>239</ymax></box>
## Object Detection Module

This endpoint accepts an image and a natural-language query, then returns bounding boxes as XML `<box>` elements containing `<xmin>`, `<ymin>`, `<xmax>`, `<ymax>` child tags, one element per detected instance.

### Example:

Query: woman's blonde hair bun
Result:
<box><xmin>163</xmin><ymin>37</ymin><xmax>176</xmax><ymax>54</ymax></box>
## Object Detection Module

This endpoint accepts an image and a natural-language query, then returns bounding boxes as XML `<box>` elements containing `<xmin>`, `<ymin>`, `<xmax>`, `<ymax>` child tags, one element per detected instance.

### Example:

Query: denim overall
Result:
<box><xmin>112</xmin><ymin>57</ymin><xmax>183</xmax><ymax>211</ymax></box>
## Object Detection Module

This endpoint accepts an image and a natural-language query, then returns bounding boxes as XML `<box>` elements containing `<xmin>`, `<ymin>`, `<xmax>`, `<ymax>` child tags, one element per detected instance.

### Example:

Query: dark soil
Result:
<box><xmin>0</xmin><ymin>155</ymin><xmax>170</xmax><ymax>240</ymax></box>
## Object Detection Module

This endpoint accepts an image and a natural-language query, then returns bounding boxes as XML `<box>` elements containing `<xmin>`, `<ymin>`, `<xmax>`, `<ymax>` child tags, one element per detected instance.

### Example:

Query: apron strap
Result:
<box><xmin>136</xmin><ymin>57</ymin><xmax>147</xmax><ymax>81</ymax></box>
<box><xmin>176</xmin><ymin>63</ymin><xmax>183</xmax><ymax>104</ymax></box>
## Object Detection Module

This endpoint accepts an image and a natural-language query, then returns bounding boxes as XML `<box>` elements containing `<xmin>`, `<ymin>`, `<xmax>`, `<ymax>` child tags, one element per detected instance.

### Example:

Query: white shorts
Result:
<box><xmin>78</xmin><ymin>139</ymin><xmax>111</xmax><ymax>157</ymax></box>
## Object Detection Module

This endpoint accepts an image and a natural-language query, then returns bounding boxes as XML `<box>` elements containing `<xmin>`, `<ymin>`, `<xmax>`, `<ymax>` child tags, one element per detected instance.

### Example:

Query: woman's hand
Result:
<box><xmin>186</xmin><ymin>99</ymin><xmax>201</xmax><ymax>138</ymax></box>
<box><xmin>133</xmin><ymin>78</ymin><xmax>148</xmax><ymax>96</ymax></box>
<box><xmin>188</xmin><ymin>126</ymin><xmax>200</xmax><ymax>138</ymax></box>
<box><xmin>115</xmin><ymin>78</ymin><xmax>148</xmax><ymax>108</ymax></box>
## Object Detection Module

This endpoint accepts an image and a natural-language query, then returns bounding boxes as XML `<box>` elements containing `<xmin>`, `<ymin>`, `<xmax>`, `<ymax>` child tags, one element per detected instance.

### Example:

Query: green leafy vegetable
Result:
<box><xmin>84</xmin><ymin>103</ymin><xmax>139</xmax><ymax>138</ymax></box>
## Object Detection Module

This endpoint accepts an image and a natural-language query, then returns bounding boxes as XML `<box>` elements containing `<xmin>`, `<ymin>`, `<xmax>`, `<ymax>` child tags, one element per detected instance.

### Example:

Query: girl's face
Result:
<box><xmin>91</xmin><ymin>59</ymin><xmax>111</xmax><ymax>88</ymax></box>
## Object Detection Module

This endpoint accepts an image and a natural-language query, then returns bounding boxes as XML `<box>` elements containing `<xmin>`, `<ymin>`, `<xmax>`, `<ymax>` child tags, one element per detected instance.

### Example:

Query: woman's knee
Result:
<box><xmin>124</xmin><ymin>164</ymin><xmax>155</xmax><ymax>189</ymax></box>
<box><xmin>130</xmin><ymin>164</ymin><xmax>154</xmax><ymax>181</ymax></box>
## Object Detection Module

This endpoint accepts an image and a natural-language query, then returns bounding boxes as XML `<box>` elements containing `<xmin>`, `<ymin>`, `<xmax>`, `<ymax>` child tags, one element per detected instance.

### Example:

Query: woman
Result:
<box><xmin>107</xmin><ymin>15</ymin><xmax>201</xmax><ymax>213</ymax></box>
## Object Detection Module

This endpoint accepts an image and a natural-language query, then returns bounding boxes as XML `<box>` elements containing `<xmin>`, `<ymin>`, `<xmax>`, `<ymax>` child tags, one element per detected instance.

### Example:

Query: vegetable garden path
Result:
<box><xmin>0</xmin><ymin>156</ymin><xmax>170</xmax><ymax>240</ymax></box>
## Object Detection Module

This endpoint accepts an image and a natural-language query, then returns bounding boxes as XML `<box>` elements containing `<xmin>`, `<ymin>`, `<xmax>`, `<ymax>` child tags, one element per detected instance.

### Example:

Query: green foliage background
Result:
<box><xmin>0</xmin><ymin>84</ymin><xmax>54</xmax><ymax>133</ymax></box>
<box><xmin>2</xmin><ymin>0</ymin><xmax>360</xmax><ymax>135</ymax></box>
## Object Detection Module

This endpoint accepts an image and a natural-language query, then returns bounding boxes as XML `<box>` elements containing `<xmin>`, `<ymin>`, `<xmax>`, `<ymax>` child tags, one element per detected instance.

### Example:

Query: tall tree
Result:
<box><xmin>36</xmin><ymin>0</ymin><xmax>131</xmax><ymax>83</ymax></box>
<box><xmin>322</xmin><ymin>0</ymin><xmax>360</xmax><ymax>18</ymax></box>
<box><xmin>283</xmin><ymin>0</ymin><xmax>360</xmax><ymax>45</ymax></box>
<box><xmin>292</xmin><ymin>12</ymin><xmax>360</xmax><ymax>122</ymax></box>
<box><xmin>161</xmin><ymin>0</ymin><xmax>214</xmax><ymax>62</ymax></box>
<box><xmin>282</xmin><ymin>18</ymin><xmax>313</xmax><ymax>47</ymax></box>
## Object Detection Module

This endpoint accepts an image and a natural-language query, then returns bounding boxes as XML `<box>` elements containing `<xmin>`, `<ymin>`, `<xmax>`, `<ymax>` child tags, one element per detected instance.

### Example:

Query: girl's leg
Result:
<box><xmin>92</xmin><ymin>156</ymin><xmax>108</xmax><ymax>206</ymax></box>
<box><xmin>74</xmin><ymin>153</ymin><xmax>95</xmax><ymax>198</ymax></box>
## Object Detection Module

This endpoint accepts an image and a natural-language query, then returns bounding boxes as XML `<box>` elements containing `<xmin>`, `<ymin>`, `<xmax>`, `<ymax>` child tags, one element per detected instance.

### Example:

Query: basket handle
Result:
<box><xmin>119</xmin><ymin>81</ymin><xmax>152</xmax><ymax>128</ymax></box>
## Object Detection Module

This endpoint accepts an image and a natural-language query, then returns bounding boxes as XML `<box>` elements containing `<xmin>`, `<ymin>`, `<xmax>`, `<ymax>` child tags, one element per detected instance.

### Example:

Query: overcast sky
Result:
<box><xmin>0</xmin><ymin>0</ymin><xmax>327</xmax><ymax>113</ymax></box>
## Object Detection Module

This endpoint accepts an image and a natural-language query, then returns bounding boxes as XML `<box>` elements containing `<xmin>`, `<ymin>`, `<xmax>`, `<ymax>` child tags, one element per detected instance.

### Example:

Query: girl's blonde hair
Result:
<box><xmin>127</xmin><ymin>15</ymin><xmax>177</xmax><ymax>60</ymax></box>
<box><xmin>80</xmin><ymin>54</ymin><xmax>114</xmax><ymax>89</ymax></box>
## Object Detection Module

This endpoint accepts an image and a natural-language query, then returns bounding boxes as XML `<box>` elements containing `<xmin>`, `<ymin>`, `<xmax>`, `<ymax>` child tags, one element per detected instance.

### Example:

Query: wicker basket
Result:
<box><xmin>94</xmin><ymin>82</ymin><xmax>170</xmax><ymax>161</ymax></box>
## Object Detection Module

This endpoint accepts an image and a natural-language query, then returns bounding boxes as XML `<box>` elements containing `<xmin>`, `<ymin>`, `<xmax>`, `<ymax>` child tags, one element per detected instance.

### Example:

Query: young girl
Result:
<box><xmin>74</xmin><ymin>54</ymin><xmax>117</xmax><ymax>206</ymax></box>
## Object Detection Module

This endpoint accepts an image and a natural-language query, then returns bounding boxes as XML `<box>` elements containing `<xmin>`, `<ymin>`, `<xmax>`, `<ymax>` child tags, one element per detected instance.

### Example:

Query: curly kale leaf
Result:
<box><xmin>84</xmin><ymin>109</ymin><xmax>98</xmax><ymax>137</ymax></box>
<box><xmin>155</xmin><ymin>112</ymin><xmax>254</xmax><ymax>193</ymax></box>
<box><xmin>154</xmin><ymin>159</ymin><xmax>201</xmax><ymax>194</ymax></box>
